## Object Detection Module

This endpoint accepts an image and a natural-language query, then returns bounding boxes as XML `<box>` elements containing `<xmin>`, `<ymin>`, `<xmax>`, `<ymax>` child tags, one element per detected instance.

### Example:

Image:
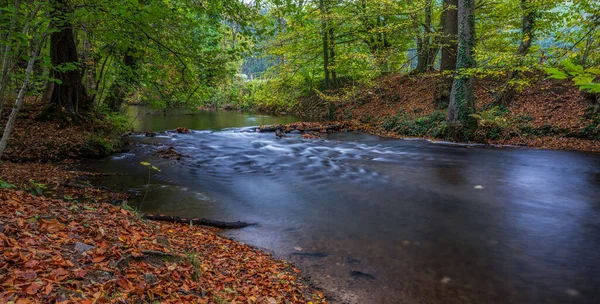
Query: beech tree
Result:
<box><xmin>434</xmin><ymin>0</ymin><xmax>458</xmax><ymax>108</ymax></box>
<box><xmin>40</xmin><ymin>0</ymin><xmax>91</xmax><ymax>123</ymax></box>
<box><xmin>446</xmin><ymin>0</ymin><xmax>475</xmax><ymax>137</ymax></box>
<box><xmin>0</xmin><ymin>0</ymin><xmax>48</xmax><ymax>159</ymax></box>
<box><xmin>498</xmin><ymin>0</ymin><xmax>537</xmax><ymax>105</ymax></box>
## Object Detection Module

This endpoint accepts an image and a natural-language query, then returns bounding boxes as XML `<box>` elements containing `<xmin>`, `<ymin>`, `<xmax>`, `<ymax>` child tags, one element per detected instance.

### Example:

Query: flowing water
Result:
<box><xmin>87</xmin><ymin>107</ymin><xmax>600</xmax><ymax>303</ymax></box>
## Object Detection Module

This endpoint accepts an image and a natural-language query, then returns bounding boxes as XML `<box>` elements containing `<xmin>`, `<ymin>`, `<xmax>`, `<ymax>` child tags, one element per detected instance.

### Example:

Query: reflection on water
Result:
<box><xmin>88</xmin><ymin>111</ymin><xmax>600</xmax><ymax>304</ymax></box>
<box><xmin>124</xmin><ymin>106</ymin><xmax>301</xmax><ymax>132</ymax></box>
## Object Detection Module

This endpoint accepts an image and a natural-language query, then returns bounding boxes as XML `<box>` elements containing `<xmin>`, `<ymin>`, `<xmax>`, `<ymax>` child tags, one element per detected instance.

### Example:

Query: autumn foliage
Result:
<box><xmin>0</xmin><ymin>189</ymin><xmax>326</xmax><ymax>303</ymax></box>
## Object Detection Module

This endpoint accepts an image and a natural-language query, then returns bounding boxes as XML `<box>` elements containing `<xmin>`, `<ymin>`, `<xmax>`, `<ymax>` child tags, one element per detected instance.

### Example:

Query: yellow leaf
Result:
<box><xmin>140</xmin><ymin>162</ymin><xmax>150</xmax><ymax>166</ymax></box>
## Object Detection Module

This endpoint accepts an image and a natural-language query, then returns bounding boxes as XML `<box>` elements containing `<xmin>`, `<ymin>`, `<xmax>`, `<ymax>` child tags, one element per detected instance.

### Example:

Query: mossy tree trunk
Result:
<box><xmin>41</xmin><ymin>0</ymin><xmax>91</xmax><ymax>123</ymax></box>
<box><xmin>499</xmin><ymin>0</ymin><xmax>536</xmax><ymax>105</ymax></box>
<box><xmin>329</xmin><ymin>27</ymin><xmax>337</xmax><ymax>88</ymax></box>
<box><xmin>446</xmin><ymin>0</ymin><xmax>475</xmax><ymax>138</ymax></box>
<box><xmin>434</xmin><ymin>0</ymin><xmax>458</xmax><ymax>108</ymax></box>
<box><xmin>440</xmin><ymin>0</ymin><xmax>458</xmax><ymax>73</ymax></box>
<box><xmin>415</xmin><ymin>0</ymin><xmax>435</xmax><ymax>73</ymax></box>
<box><xmin>320</xmin><ymin>0</ymin><xmax>330</xmax><ymax>89</ymax></box>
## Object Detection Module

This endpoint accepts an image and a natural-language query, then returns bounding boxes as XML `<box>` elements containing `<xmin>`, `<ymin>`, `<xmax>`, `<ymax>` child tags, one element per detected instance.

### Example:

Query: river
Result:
<box><xmin>86</xmin><ymin>107</ymin><xmax>600</xmax><ymax>304</ymax></box>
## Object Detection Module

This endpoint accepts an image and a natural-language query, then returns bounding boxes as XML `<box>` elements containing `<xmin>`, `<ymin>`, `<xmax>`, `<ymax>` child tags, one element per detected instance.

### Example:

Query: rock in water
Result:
<box><xmin>275</xmin><ymin>128</ymin><xmax>284</xmax><ymax>138</ymax></box>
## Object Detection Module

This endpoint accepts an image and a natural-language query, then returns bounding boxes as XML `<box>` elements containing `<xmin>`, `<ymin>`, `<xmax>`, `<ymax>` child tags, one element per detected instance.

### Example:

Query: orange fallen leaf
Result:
<box><xmin>45</xmin><ymin>283</ymin><xmax>53</xmax><ymax>295</ymax></box>
<box><xmin>25</xmin><ymin>282</ymin><xmax>42</xmax><ymax>295</ymax></box>
<box><xmin>117</xmin><ymin>277</ymin><xmax>131</xmax><ymax>290</ymax></box>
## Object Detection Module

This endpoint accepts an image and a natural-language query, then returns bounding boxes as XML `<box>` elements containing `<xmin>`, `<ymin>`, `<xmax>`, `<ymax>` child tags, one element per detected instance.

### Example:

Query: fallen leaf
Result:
<box><xmin>25</xmin><ymin>283</ymin><xmax>42</xmax><ymax>295</ymax></box>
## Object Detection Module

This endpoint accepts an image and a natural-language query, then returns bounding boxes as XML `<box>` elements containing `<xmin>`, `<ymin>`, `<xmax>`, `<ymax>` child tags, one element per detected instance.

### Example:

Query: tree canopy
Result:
<box><xmin>0</xmin><ymin>0</ymin><xmax>598</xmax><ymax>143</ymax></box>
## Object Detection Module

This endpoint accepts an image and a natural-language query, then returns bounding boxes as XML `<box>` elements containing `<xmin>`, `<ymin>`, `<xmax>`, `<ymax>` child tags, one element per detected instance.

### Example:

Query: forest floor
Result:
<box><xmin>288</xmin><ymin>74</ymin><xmax>600</xmax><ymax>152</ymax></box>
<box><xmin>0</xmin><ymin>99</ymin><xmax>327</xmax><ymax>303</ymax></box>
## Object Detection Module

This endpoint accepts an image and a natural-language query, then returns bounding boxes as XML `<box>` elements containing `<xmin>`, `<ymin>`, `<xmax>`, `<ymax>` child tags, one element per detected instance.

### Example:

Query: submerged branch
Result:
<box><xmin>143</xmin><ymin>214</ymin><xmax>253</xmax><ymax>229</ymax></box>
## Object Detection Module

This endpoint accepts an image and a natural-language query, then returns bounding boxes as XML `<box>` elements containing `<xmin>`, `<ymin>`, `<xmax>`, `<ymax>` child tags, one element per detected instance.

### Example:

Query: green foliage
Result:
<box><xmin>470</xmin><ymin>107</ymin><xmax>510</xmax><ymax>129</ymax></box>
<box><xmin>0</xmin><ymin>179</ymin><xmax>16</xmax><ymax>189</ymax></box>
<box><xmin>470</xmin><ymin>107</ymin><xmax>516</xmax><ymax>140</ymax></box>
<box><xmin>28</xmin><ymin>179</ymin><xmax>46</xmax><ymax>196</ymax></box>
<box><xmin>121</xmin><ymin>201</ymin><xmax>135</xmax><ymax>212</ymax></box>
<box><xmin>186</xmin><ymin>253</ymin><xmax>202</xmax><ymax>282</ymax></box>
<box><xmin>383</xmin><ymin>111</ymin><xmax>447</xmax><ymax>137</ymax></box>
<box><xmin>569</xmin><ymin>108</ymin><xmax>600</xmax><ymax>140</ymax></box>
<box><xmin>104</xmin><ymin>112</ymin><xmax>130</xmax><ymax>132</ymax></box>
<box><xmin>545</xmin><ymin>60</ymin><xmax>600</xmax><ymax>93</ymax></box>
<box><xmin>139</xmin><ymin>161</ymin><xmax>159</xmax><ymax>210</ymax></box>
<box><xmin>86</xmin><ymin>136</ymin><xmax>114</xmax><ymax>156</ymax></box>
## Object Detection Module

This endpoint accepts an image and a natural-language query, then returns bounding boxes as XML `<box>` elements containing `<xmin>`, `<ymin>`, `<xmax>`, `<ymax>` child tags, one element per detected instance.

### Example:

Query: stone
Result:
<box><xmin>145</xmin><ymin>273</ymin><xmax>158</xmax><ymax>284</ymax></box>
<box><xmin>155</xmin><ymin>235</ymin><xmax>172</xmax><ymax>250</ymax></box>
<box><xmin>74</xmin><ymin>242</ymin><xmax>95</xmax><ymax>253</ymax></box>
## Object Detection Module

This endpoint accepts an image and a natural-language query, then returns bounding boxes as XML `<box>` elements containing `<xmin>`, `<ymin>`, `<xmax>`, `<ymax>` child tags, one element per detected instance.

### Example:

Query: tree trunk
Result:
<box><xmin>446</xmin><ymin>0</ymin><xmax>475</xmax><ymax>138</ymax></box>
<box><xmin>329</xmin><ymin>27</ymin><xmax>337</xmax><ymax>88</ymax></box>
<box><xmin>581</xmin><ymin>29</ymin><xmax>594</xmax><ymax>68</ymax></box>
<box><xmin>379</xmin><ymin>16</ymin><xmax>391</xmax><ymax>73</ymax></box>
<box><xmin>499</xmin><ymin>0</ymin><xmax>535</xmax><ymax>105</ymax></box>
<box><xmin>415</xmin><ymin>0</ymin><xmax>433</xmax><ymax>73</ymax></box>
<box><xmin>0</xmin><ymin>43</ymin><xmax>39</xmax><ymax>159</ymax></box>
<box><xmin>320</xmin><ymin>0</ymin><xmax>330</xmax><ymax>90</ymax></box>
<box><xmin>440</xmin><ymin>0</ymin><xmax>458</xmax><ymax>72</ymax></box>
<box><xmin>435</xmin><ymin>0</ymin><xmax>459</xmax><ymax>108</ymax></box>
<box><xmin>105</xmin><ymin>50</ymin><xmax>138</xmax><ymax>112</ymax></box>
<box><xmin>41</xmin><ymin>81</ymin><xmax>55</xmax><ymax>103</ymax></box>
<box><xmin>40</xmin><ymin>0</ymin><xmax>90</xmax><ymax>123</ymax></box>
<box><xmin>0</xmin><ymin>0</ymin><xmax>21</xmax><ymax>121</ymax></box>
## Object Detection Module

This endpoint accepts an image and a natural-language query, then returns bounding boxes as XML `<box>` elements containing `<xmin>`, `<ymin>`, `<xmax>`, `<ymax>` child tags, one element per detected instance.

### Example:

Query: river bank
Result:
<box><xmin>0</xmin><ymin>99</ymin><xmax>327</xmax><ymax>303</ymax></box>
<box><xmin>238</xmin><ymin>74</ymin><xmax>600</xmax><ymax>153</ymax></box>
<box><xmin>84</xmin><ymin>119</ymin><xmax>600</xmax><ymax>304</ymax></box>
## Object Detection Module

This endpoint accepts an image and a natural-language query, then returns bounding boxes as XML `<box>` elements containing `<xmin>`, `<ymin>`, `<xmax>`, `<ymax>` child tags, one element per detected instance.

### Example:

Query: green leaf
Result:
<box><xmin>0</xmin><ymin>179</ymin><xmax>16</xmax><ymax>189</ymax></box>
<box><xmin>573</xmin><ymin>75</ymin><xmax>595</xmax><ymax>86</ymax></box>
<box><xmin>579</xmin><ymin>83</ymin><xmax>600</xmax><ymax>93</ymax></box>
<box><xmin>544</xmin><ymin>67</ymin><xmax>568</xmax><ymax>80</ymax></box>
<box><xmin>563</xmin><ymin>60</ymin><xmax>584</xmax><ymax>76</ymax></box>
<box><xmin>585</xmin><ymin>67</ymin><xmax>600</xmax><ymax>75</ymax></box>
<box><xmin>140</xmin><ymin>162</ymin><xmax>151</xmax><ymax>166</ymax></box>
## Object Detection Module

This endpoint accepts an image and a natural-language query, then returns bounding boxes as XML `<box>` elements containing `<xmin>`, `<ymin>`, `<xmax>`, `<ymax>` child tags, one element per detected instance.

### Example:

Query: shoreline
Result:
<box><xmin>255</xmin><ymin>120</ymin><xmax>600</xmax><ymax>153</ymax></box>
<box><xmin>0</xmin><ymin>161</ymin><xmax>328</xmax><ymax>303</ymax></box>
<box><xmin>0</xmin><ymin>100</ymin><xmax>328</xmax><ymax>303</ymax></box>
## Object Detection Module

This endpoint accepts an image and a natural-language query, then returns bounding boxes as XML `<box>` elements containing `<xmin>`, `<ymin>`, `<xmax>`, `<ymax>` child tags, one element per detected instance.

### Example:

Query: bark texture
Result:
<box><xmin>440</xmin><ymin>0</ymin><xmax>458</xmax><ymax>72</ymax></box>
<box><xmin>499</xmin><ymin>0</ymin><xmax>535</xmax><ymax>105</ymax></box>
<box><xmin>42</xmin><ymin>0</ymin><xmax>91</xmax><ymax>122</ymax></box>
<box><xmin>320</xmin><ymin>0</ymin><xmax>330</xmax><ymax>89</ymax></box>
<box><xmin>0</xmin><ymin>44</ymin><xmax>39</xmax><ymax>159</ymax></box>
<box><xmin>415</xmin><ymin>0</ymin><xmax>435</xmax><ymax>73</ymax></box>
<box><xmin>435</xmin><ymin>0</ymin><xmax>459</xmax><ymax>108</ymax></box>
<box><xmin>446</xmin><ymin>0</ymin><xmax>475</xmax><ymax>137</ymax></box>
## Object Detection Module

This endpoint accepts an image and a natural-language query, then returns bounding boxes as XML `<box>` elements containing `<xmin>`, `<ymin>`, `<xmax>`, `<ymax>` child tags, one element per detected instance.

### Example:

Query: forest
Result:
<box><xmin>0</xmin><ymin>0</ymin><xmax>599</xmax><ymax>153</ymax></box>
<box><xmin>1</xmin><ymin>0</ymin><xmax>600</xmax><ymax>303</ymax></box>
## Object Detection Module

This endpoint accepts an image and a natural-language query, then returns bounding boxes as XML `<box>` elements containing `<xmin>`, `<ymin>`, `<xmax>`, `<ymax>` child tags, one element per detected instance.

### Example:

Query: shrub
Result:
<box><xmin>470</xmin><ymin>107</ymin><xmax>516</xmax><ymax>140</ymax></box>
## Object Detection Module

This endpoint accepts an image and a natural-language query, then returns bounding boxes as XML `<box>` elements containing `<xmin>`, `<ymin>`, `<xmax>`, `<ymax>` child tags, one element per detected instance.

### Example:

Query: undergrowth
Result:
<box><xmin>382</xmin><ymin>110</ymin><xmax>447</xmax><ymax>137</ymax></box>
